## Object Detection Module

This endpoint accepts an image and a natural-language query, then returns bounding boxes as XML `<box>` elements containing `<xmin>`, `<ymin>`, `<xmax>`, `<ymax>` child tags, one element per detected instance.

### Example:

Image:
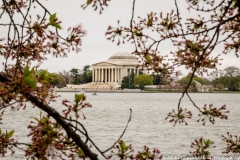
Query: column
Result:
<box><xmin>115</xmin><ymin>68</ymin><xmax>117</xmax><ymax>82</ymax></box>
<box><xmin>102</xmin><ymin>68</ymin><xmax>104</xmax><ymax>82</ymax></box>
<box><xmin>108</xmin><ymin>68</ymin><xmax>110</xmax><ymax>82</ymax></box>
<box><xmin>112</xmin><ymin>68</ymin><xmax>114</xmax><ymax>82</ymax></box>
<box><xmin>94</xmin><ymin>68</ymin><xmax>96</xmax><ymax>82</ymax></box>
<box><xmin>119</xmin><ymin>68</ymin><xmax>122</xmax><ymax>82</ymax></box>
<box><xmin>108</xmin><ymin>69</ymin><xmax>110</xmax><ymax>82</ymax></box>
<box><xmin>110</xmin><ymin>68</ymin><xmax>112</xmax><ymax>82</ymax></box>
<box><xmin>109</xmin><ymin>68</ymin><xmax>111</xmax><ymax>82</ymax></box>
<box><xmin>111</xmin><ymin>68</ymin><xmax>112</xmax><ymax>82</ymax></box>
<box><xmin>118</xmin><ymin>68</ymin><xmax>122</xmax><ymax>82</ymax></box>
<box><xmin>107</xmin><ymin>68</ymin><xmax>108</xmax><ymax>82</ymax></box>
<box><xmin>107</xmin><ymin>68</ymin><xmax>109</xmax><ymax>82</ymax></box>
<box><xmin>118</xmin><ymin>68</ymin><xmax>120</xmax><ymax>82</ymax></box>
<box><xmin>105</xmin><ymin>68</ymin><xmax>106</xmax><ymax>82</ymax></box>
<box><xmin>111</xmin><ymin>68</ymin><xmax>113</xmax><ymax>82</ymax></box>
<box><xmin>98</xmin><ymin>68</ymin><xmax>100</xmax><ymax>82</ymax></box>
<box><xmin>101</xmin><ymin>68</ymin><xmax>104</xmax><ymax>82</ymax></box>
<box><xmin>117</xmin><ymin>68</ymin><xmax>119</xmax><ymax>82</ymax></box>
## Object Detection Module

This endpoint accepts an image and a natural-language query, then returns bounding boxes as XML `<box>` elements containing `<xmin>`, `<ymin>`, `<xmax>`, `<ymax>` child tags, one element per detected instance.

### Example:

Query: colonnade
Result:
<box><xmin>92</xmin><ymin>67</ymin><xmax>140</xmax><ymax>83</ymax></box>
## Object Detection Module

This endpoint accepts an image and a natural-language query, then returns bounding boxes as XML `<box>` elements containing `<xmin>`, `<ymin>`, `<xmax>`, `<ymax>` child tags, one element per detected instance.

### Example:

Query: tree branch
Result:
<box><xmin>0</xmin><ymin>72</ymin><xmax>99</xmax><ymax>160</ymax></box>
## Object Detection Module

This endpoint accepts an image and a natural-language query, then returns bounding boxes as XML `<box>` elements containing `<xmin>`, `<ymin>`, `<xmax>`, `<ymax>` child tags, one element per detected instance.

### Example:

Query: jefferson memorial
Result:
<box><xmin>92</xmin><ymin>51</ymin><xmax>140</xmax><ymax>84</ymax></box>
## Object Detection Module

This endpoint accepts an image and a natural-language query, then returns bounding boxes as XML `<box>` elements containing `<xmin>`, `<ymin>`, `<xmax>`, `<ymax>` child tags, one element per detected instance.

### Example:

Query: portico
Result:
<box><xmin>92</xmin><ymin>67</ymin><xmax>140</xmax><ymax>83</ymax></box>
<box><xmin>92</xmin><ymin>51</ymin><xmax>140</xmax><ymax>86</ymax></box>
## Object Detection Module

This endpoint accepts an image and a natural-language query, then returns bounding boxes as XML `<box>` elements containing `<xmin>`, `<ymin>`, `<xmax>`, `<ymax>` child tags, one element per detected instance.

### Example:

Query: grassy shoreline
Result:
<box><xmin>55</xmin><ymin>88</ymin><xmax>240</xmax><ymax>93</ymax></box>
<box><xmin>144</xmin><ymin>90</ymin><xmax>240</xmax><ymax>93</ymax></box>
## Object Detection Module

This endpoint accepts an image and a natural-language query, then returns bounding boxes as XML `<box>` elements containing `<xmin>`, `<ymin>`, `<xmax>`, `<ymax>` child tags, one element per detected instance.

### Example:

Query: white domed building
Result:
<box><xmin>91</xmin><ymin>51</ymin><xmax>141</xmax><ymax>88</ymax></box>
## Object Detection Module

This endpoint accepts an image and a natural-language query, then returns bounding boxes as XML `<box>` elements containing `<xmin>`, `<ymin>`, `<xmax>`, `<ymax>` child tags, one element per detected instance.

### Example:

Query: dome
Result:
<box><xmin>108</xmin><ymin>51</ymin><xmax>138</xmax><ymax>60</ymax></box>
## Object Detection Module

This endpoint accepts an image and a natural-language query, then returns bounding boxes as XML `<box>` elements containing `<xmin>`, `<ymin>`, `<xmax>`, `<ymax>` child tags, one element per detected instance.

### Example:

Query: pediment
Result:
<box><xmin>92</xmin><ymin>61</ymin><xmax>118</xmax><ymax>66</ymax></box>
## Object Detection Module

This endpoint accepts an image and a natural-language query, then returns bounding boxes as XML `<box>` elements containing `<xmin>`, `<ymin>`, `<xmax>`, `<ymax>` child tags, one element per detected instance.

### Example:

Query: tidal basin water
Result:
<box><xmin>2</xmin><ymin>92</ymin><xmax>240</xmax><ymax>159</ymax></box>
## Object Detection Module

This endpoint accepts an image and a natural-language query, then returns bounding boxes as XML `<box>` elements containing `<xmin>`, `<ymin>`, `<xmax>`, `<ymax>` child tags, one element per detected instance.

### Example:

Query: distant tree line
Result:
<box><xmin>174</xmin><ymin>66</ymin><xmax>240</xmax><ymax>92</ymax></box>
<box><xmin>66</xmin><ymin>65</ymin><xmax>92</xmax><ymax>85</ymax></box>
<box><xmin>39</xmin><ymin>65</ymin><xmax>92</xmax><ymax>88</ymax></box>
<box><xmin>121</xmin><ymin>66</ymin><xmax>240</xmax><ymax>92</ymax></box>
<box><xmin>209</xmin><ymin>66</ymin><xmax>240</xmax><ymax>91</ymax></box>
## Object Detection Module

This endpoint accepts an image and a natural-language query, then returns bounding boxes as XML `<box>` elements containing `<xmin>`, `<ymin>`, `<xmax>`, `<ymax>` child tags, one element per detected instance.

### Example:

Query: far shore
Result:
<box><xmin>55</xmin><ymin>88</ymin><xmax>240</xmax><ymax>93</ymax></box>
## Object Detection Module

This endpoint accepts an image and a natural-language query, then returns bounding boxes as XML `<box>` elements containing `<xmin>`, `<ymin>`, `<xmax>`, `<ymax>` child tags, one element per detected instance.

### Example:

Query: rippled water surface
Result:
<box><xmin>2</xmin><ymin>92</ymin><xmax>240</xmax><ymax>159</ymax></box>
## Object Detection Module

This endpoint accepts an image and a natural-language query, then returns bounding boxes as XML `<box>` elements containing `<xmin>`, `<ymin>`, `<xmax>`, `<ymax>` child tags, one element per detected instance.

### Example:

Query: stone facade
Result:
<box><xmin>91</xmin><ymin>51</ymin><xmax>140</xmax><ymax>86</ymax></box>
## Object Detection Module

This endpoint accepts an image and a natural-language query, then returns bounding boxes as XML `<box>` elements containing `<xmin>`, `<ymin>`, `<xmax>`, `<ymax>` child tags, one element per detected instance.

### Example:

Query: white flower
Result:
<box><xmin>180</xmin><ymin>41</ymin><xmax>185</xmax><ymax>47</ymax></box>
<box><xmin>62</xmin><ymin>53</ymin><xmax>68</xmax><ymax>58</ymax></box>
<box><xmin>52</xmin><ymin>34</ymin><xmax>58</xmax><ymax>43</ymax></box>
<box><xmin>36</xmin><ymin>82</ymin><xmax>42</xmax><ymax>87</ymax></box>
<box><xmin>45</xmin><ymin>146</ymin><xmax>57</xmax><ymax>156</ymax></box>
<box><xmin>177</xmin><ymin>57</ymin><xmax>183</xmax><ymax>63</ymax></box>
<box><xmin>38</xmin><ymin>126</ymin><xmax>43</xmax><ymax>130</ymax></box>
<box><xmin>176</xmin><ymin>70</ymin><xmax>182</xmax><ymax>77</ymax></box>
<box><xmin>75</xmin><ymin>47</ymin><xmax>81</xmax><ymax>53</ymax></box>
<box><xmin>53</xmin><ymin>154</ymin><xmax>58</xmax><ymax>160</ymax></box>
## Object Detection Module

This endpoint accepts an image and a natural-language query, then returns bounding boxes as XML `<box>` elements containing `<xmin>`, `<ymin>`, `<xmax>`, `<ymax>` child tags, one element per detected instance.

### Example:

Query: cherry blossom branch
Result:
<box><xmin>185</xmin><ymin>0</ymin><xmax>226</xmax><ymax>12</ymax></box>
<box><xmin>0</xmin><ymin>72</ymin><xmax>99</xmax><ymax>160</ymax></box>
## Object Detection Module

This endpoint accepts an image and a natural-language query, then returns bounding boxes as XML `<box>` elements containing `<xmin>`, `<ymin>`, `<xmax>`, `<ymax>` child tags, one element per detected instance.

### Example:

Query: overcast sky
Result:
<box><xmin>0</xmin><ymin>0</ymin><xmax>239</xmax><ymax>76</ymax></box>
